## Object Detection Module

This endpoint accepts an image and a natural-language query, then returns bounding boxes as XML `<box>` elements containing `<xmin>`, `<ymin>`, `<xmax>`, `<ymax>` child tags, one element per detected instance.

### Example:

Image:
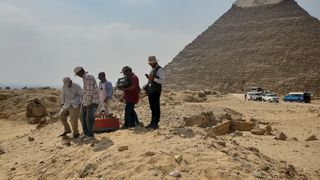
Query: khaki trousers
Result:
<box><xmin>104</xmin><ymin>99</ymin><xmax>112</xmax><ymax>115</ymax></box>
<box><xmin>59</xmin><ymin>106</ymin><xmax>80</xmax><ymax>135</ymax></box>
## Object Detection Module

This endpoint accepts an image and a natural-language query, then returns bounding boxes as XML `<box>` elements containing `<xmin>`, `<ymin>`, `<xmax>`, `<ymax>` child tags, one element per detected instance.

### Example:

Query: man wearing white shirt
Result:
<box><xmin>145</xmin><ymin>56</ymin><xmax>165</xmax><ymax>129</ymax></box>
<box><xmin>59</xmin><ymin>77</ymin><xmax>82</xmax><ymax>138</ymax></box>
<box><xmin>97</xmin><ymin>72</ymin><xmax>113</xmax><ymax>115</ymax></box>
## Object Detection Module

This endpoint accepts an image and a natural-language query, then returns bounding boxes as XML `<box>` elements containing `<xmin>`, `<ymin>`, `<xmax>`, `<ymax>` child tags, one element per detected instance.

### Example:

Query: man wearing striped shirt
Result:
<box><xmin>74</xmin><ymin>66</ymin><xmax>99</xmax><ymax>141</ymax></box>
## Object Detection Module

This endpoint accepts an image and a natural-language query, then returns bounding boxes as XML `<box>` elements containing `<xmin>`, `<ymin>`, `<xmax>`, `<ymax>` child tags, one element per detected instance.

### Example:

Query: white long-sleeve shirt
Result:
<box><xmin>153</xmin><ymin>66</ymin><xmax>165</xmax><ymax>84</ymax></box>
<box><xmin>61</xmin><ymin>82</ymin><xmax>82</xmax><ymax>109</ymax></box>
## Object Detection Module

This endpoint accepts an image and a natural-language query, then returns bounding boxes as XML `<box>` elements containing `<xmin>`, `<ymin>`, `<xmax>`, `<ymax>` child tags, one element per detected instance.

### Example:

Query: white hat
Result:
<box><xmin>63</xmin><ymin>77</ymin><xmax>71</xmax><ymax>83</ymax></box>
<box><xmin>148</xmin><ymin>56</ymin><xmax>158</xmax><ymax>64</ymax></box>
<box><xmin>74</xmin><ymin>66</ymin><xmax>83</xmax><ymax>75</ymax></box>
<box><xmin>63</xmin><ymin>77</ymin><xmax>71</xmax><ymax>86</ymax></box>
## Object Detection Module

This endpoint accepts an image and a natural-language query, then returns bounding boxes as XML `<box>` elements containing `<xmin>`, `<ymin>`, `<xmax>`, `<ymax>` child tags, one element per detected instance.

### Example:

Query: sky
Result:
<box><xmin>0</xmin><ymin>0</ymin><xmax>319</xmax><ymax>88</ymax></box>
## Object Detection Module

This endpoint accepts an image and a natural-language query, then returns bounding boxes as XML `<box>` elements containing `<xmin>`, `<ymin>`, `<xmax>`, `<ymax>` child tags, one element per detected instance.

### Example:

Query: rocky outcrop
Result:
<box><xmin>164</xmin><ymin>0</ymin><xmax>320</xmax><ymax>94</ymax></box>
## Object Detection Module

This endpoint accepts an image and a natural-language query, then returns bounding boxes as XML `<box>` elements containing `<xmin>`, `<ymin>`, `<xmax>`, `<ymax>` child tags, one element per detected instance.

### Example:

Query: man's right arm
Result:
<box><xmin>61</xmin><ymin>87</ymin><xmax>65</xmax><ymax>107</ymax></box>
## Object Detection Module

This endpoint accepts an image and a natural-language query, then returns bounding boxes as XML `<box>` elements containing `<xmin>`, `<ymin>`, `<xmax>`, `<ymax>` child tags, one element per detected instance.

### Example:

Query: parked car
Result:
<box><xmin>247</xmin><ymin>92</ymin><xmax>263</xmax><ymax>101</ymax></box>
<box><xmin>262</xmin><ymin>93</ymin><xmax>279</xmax><ymax>102</ymax></box>
<box><xmin>249</xmin><ymin>87</ymin><xmax>263</xmax><ymax>92</ymax></box>
<box><xmin>283</xmin><ymin>92</ymin><xmax>311</xmax><ymax>103</ymax></box>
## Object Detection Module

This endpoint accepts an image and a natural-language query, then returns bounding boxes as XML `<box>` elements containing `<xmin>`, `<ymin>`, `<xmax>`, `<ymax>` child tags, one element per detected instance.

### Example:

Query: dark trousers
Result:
<box><xmin>80</xmin><ymin>103</ymin><xmax>98</xmax><ymax>137</ymax></box>
<box><xmin>124</xmin><ymin>102</ymin><xmax>139</xmax><ymax>127</ymax></box>
<box><xmin>148</xmin><ymin>92</ymin><xmax>161</xmax><ymax>126</ymax></box>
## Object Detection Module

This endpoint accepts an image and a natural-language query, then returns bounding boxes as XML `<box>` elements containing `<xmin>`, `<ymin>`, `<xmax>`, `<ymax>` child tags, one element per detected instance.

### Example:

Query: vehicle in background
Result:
<box><xmin>247</xmin><ymin>92</ymin><xmax>263</xmax><ymax>101</ymax></box>
<box><xmin>262</xmin><ymin>93</ymin><xmax>279</xmax><ymax>103</ymax></box>
<box><xmin>250</xmin><ymin>87</ymin><xmax>263</xmax><ymax>92</ymax></box>
<box><xmin>283</xmin><ymin>92</ymin><xmax>311</xmax><ymax>103</ymax></box>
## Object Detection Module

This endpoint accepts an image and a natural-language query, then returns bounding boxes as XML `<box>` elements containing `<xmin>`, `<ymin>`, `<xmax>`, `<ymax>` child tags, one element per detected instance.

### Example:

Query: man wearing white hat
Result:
<box><xmin>59</xmin><ymin>77</ymin><xmax>82</xmax><ymax>138</ymax></box>
<box><xmin>74</xmin><ymin>66</ymin><xmax>99</xmax><ymax>141</ymax></box>
<box><xmin>145</xmin><ymin>56</ymin><xmax>165</xmax><ymax>129</ymax></box>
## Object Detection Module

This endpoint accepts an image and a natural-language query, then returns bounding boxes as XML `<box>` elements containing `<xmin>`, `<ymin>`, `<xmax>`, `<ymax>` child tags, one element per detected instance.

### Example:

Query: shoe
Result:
<box><xmin>150</xmin><ymin>125</ymin><xmax>159</xmax><ymax>129</ymax></box>
<box><xmin>73</xmin><ymin>133</ymin><xmax>80</xmax><ymax>139</ymax></box>
<box><xmin>80</xmin><ymin>134</ymin><xmax>87</xmax><ymax>140</ymax></box>
<box><xmin>145</xmin><ymin>124</ymin><xmax>153</xmax><ymax>129</ymax></box>
<box><xmin>121</xmin><ymin>125</ymin><xmax>129</xmax><ymax>129</ymax></box>
<box><xmin>128</xmin><ymin>124</ymin><xmax>136</xmax><ymax>128</ymax></box>
<box><xmin>83</xmin><ymin>136</ymin><xmax>95</xmax><ymax>141</ymax></box>
<box><xmin>146</xmin><ymin>124</ymin><xmax>159</xmax><ymax>129</ymax></box>
<box><xmin>59</xmin><ymin>131</ymin><xmax>71</xmax><ymax>136</ymax></box>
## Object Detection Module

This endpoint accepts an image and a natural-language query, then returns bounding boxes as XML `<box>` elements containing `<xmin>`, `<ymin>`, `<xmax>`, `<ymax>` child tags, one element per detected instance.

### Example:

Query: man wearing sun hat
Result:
<box><xmin>145</xmin><ymin>56</ymin><xmax>165</xmax><ymax>129</ymax></box>
<box><xmin>74</xmin><ymin>66</ymin><xmax>99</xmax><ymax>141</ymax></box>
<box><xmin>59</xmin><ymin>77</ymin><xmax>82</xmax><ymax>138</ymax></box>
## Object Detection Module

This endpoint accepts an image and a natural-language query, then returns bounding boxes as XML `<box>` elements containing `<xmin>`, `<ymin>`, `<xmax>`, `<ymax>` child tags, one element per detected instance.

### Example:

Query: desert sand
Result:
<box><xmin>0</xmin><ymin>88</ymin><xmax>319</xmax><ymax>180</ymax></box>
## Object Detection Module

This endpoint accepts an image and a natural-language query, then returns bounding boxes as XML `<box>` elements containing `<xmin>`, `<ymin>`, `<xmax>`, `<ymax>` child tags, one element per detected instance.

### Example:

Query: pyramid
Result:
<box><xmin>164</xmin><ymin>0</ymin><xmax>320</xmax><ymax>94</ymax></box>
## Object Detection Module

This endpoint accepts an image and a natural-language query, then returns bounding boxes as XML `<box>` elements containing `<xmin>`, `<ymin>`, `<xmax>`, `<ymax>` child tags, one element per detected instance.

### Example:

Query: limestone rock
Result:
<box><xmin>234</xmin><ymin>130</ymin><xmax>243</xmax><ymax>136</ymax></box>
<box><xmin>217</xmin><ymin>141</ymin><xmax>226</xmax><ymax>147</ymax></box>
<box><xmin>62</xmin><ymin>140</ymin><xmax>71</xmax><ymax>147</ymax></box>
<box><xmin>305</xmin><ymin>135</ymin><xmax>318</xmax><ymax>141</ymax></box>
<box><xmin>207</xmin><ymin>121</ymin><xmax>231</xmax><ymax>136</ymax></box>
<box><xmin>79</xmin><ymin>163</ymin><xmax>96</xmax><ymax>178</ymax></box>
<box><xmin>251</xmin><ymin>128</ymin><xmax>266</xmax><ymax>135</ymax></box>
<box><xmin>265</xmin><ymin>125</ymin><xmax>273</xmax><ymax>135</ymax></box>
<box><xmin>26</xmin><ymin>97</ymin><xmax>47</xmax><ymax>124</ymax></box>
<box><xmin>275</xmin><ymin>132</ymin><xmax>287</xmax><ymax>140</ymax></box>
<box><xmin>118</xmin><ymin>146</ymin><xmax>129</xmax><ymax>152</ymax></box>
<box><xmin>281</xmin><ymin>164</ymin><xmax>297</xmax><ymax>177</ymax></box>
<box><xmin>145</xmin><ymin>151</ymin><xmax>156</xmax><ymax>156</ymax></box>
<box><xmin>0</xmin><ymin>148</ymin><xmax>5</xmax><ymax>155</ymax></box>
<box><xmin>184</xmin><ymin>112</ymin><xmax>217</xmax><ymax>128</ymax></box>
<box><xmin>169</xmin><ymin>170</ymin><xmax>181</xmax><ymax>177</ymax></box>
<box><xmin>174</xmin><ymin>154</ymin><xmax>183</xmax><ymax>163</ymax></box>
<box><xmin>261</xmin><ymin>165</ymin><xmax>270</xmax><ymax>172</ymax></box>
<box><xmin>230</xmin><ymin>121</ymin><xmax>254</xmax><ymax>131</ymax></box>
<box><xmin>28</xmin><ymin>137</ymin><xmax>35</xmax><ymax>142</ymax></box>
<box><xmin>198</xmin><ymin>91</ymin><xmax>206</xmax><ymax>98</ymax></box>
<box><xmin>247</xmin><ymin>146</ymin><xmax>259</xmax><ymax>153</ymax></box>
<box><xmin>253</xmin><ymin>169</ymin><xmax>264</xmax><ymax>178</ymax></box>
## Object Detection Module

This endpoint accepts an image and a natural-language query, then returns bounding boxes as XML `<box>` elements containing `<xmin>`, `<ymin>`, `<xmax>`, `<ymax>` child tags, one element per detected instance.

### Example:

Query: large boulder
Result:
<box><xmin>26</xmin><ymin>97</ymin><xmax>47</xmax><ymax>124</ymax></box>
<box><xmin>207</xmin><ymin>121</ymin><xmax>231</xmax><ymax>136</ymax></box>
<box><xmin>230</xmin><ymin>121</ymin><xmax>254</xmax><ymax>131</ymax></box>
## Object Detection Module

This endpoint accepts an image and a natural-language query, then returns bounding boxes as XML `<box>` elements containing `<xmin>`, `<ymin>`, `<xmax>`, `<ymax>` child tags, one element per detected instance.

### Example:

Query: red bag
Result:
<box><xmin>94</xmin><ymin>117</ymin><xmax>120</xmax><ymax>132</ymax></box>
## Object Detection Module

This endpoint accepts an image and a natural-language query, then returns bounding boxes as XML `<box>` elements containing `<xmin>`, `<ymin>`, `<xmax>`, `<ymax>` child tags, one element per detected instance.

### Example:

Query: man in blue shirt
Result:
<box><xmin>97</xmin><ymin>72</ymin><xmax>113</xmax><ymax>115</ymax></box>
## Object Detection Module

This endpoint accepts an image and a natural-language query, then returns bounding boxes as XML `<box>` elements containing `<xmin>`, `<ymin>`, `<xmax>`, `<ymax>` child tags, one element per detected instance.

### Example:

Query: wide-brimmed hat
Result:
<box><xmin>148</xmin><ymin>56</ymin><xmax>158</xmax><ymax>64</ymax></box>
<box><xmin>74</xmin><ymin>66</ymin><xmax>83</xmax><ymax>75</ymax></box>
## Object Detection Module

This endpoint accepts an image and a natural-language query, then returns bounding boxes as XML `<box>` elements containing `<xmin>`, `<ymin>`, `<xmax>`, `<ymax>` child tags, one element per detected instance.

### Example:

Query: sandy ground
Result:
<box><xmin>0</xmin><ymin>89</ymin><xmax>319</xmax><ymax>180</ymax></box>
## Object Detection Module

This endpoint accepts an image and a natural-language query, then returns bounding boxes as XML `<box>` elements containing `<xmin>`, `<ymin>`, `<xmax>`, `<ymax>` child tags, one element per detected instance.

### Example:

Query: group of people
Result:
<box><xmin>58</xmin><ymin>56</ymin><xmax>165</xmax><ymax>141</ymax></box>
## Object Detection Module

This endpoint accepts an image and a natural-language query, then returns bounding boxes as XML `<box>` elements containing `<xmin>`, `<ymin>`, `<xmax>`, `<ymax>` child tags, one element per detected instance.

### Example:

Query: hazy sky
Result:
<box><xmin>0</xmin><ymin>0</ymin><xmax>319</xmax><ymax>87</ymax></box>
